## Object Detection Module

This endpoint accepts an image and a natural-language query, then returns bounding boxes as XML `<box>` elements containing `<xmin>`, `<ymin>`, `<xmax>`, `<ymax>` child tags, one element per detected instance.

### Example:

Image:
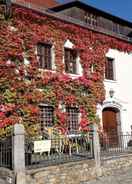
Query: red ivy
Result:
<box><xmin>0</xmin><ymin>5</ymin><xmax>132</xmax><ymax>134</ymax></box>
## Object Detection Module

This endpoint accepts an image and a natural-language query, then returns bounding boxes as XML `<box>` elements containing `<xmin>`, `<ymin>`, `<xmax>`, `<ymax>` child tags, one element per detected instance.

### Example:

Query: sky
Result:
<box><xmin>58</xmin><ymin>0</ymin><xmax>132</xmax><ymax>22</ymax></box>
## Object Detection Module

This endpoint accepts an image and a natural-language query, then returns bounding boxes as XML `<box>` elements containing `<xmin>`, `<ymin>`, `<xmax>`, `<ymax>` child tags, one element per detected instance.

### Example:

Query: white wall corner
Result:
<box><xmin>24</xmin><ymin>58</ymin><xmax>30</xmax><ymax>65</ymax></box>
<box><xmin>96</xmin><ymin>104</ymin><xmax>103</xmax><ymax>126</ymax></box>
<box><xmin>76</xmin><ymin>55</ymin><xmax>83</xmax><ymax>75</ymax></box>
<box><xmin>51</xmin><ymin>45</ymin><xmax>56</xmax><ymax>70</ymax></box>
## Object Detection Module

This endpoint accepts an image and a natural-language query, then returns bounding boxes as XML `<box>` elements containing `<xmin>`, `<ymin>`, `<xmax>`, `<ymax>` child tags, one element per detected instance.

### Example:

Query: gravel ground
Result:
<box><xmin>0</xmin><ymin>179</ymin><xmax>7</xmax><ymax>184</ymax></box>
<box><xmin>82</xmin><ymin>166</ymin><xmax>132</xmax><ymax>184</ymax></box>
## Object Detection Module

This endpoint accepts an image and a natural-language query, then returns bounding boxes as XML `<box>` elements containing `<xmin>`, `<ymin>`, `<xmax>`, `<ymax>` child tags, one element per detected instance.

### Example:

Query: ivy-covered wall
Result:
<box><xmin>0</xmin><ymin>4</ymin><xmax>132</xmax><ymax>136</ymax></box>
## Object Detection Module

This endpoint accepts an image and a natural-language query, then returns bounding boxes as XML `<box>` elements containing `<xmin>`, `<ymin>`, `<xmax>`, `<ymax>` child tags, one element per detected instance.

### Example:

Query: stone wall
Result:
<box><xmin>26</xmin><ymin>160</ymin><xmax>97</xmax><ymax>184</ymax></box>
<box><xmin>26</xmin><ymin>154</ymin><xmax>132</xmax><ymax>184</ymax></box>
<box><xmin>101</xmin><ymin>154</ymin><xmax>132</xmax><ymax>176</ymax></box>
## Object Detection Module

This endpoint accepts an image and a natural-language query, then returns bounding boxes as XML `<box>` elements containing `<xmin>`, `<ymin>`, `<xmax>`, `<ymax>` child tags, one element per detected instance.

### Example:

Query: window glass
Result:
<box><xmin>66</xmin><ymin>107</ymin><xmax>79</xmax><ymax>132</ymax></box>
<box><xmin>105</xmin><ymin>57</ymin><xmax>114</xmax><ymax>80</ymax></box>
<box><xmin>84</xmin><ymin>12</ymin><xmax>97</xmax><ymax>26</ymax></box>
<box><xmin>39</xmin><ymin>105</ymin><xmax>54</xmax><ymax>131</ymax></box>
<box><xmin>37</xmin><ymin>43</ymin><xmax>52</xmax><ymax>69</ymax></box>
<box><xmin>64</xmin><ymin>48</ymin><xmax>77</xmax><ymax>74</ymax></box>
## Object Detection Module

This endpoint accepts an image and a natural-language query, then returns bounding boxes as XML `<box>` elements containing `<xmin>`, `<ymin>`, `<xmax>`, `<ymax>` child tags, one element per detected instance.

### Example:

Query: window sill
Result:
<box><xmin>104</xmin><ymin>79</ymin><xmax>117</xmax><ymax>83</ymax></box>
<box><xmin>38</xmin><ymin>69</ymin><xmax>83</xmax><ymax>78</ymax></box>
<box><xmin>64</xmin><ymin>72</ymin><xmax>83</xmax><ymax>79</ymax></box>
<box><xmin>38</xmin><ymin>68</ymin><xmax>56</xmax><ymax>73</ymax></box>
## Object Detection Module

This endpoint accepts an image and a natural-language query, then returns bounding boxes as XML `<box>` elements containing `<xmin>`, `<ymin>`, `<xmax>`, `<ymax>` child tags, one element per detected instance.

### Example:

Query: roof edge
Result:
<box><xmin>51</xmin><ymin>0</ymin><xmax>132</xmax><ymax>27</ymax></box>
<box><xmin>11</xmin><ymin>1</ymin><xmax>132</xmax><ymax>44</ymax></box>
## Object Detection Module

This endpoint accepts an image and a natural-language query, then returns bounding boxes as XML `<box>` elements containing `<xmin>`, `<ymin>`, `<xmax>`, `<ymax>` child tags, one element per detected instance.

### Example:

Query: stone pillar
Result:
<box><xmin>12</xmin><ymin>123</ymin><xmax>26</xmax><ymax>184</ymax></box>
<box><xmin>93</xmin><ymin>124</ymin><xmax>102</xmax><ymax>176</ymax></box>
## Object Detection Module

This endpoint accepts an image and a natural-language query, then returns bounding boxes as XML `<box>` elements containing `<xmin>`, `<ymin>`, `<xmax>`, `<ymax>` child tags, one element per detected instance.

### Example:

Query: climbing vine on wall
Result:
<box><xmin>0</xmin><ymin>4</ymin><xmax>132</xmax><ymax>136</ymax></box>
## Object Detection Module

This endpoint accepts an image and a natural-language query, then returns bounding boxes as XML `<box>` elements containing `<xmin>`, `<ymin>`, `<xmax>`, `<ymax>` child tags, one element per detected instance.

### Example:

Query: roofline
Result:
<box><xmin>11</xmin><ymin>1</ymin><xmax>132</xmax><ymax>44</ymax></box>
<box><xmin>51</xmin><ymin>0</ymin><xmax>132</xmax><ymax>27</ymax></box>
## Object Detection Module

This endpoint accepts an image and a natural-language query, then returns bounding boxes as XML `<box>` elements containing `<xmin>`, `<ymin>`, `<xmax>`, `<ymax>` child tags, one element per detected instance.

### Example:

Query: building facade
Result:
<box><xmin>52</xmin><ymin>0</ymin><xmax>132</xmax><ymax>136</ymax></box>
<box><xmin>0</xmin><ymin>0</ymin><xmax>132</xmax><ymax>140</ymax></box>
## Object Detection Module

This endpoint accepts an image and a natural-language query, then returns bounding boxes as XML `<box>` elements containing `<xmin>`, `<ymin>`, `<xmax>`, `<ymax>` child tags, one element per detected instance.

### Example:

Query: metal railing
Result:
<box><xmin>0</xmin><ymin>136</ymin><xmax>12</xmax><ymax>169</ymax></box>
<box><xmin>100</xmin><ymin>132</ymin><xmax>132</xmax><ymax>158</ymax></box>
<box><xmin>25</xmin><ymin>133</ymin><xmax>94</xmax><ymax>168</ymax></box>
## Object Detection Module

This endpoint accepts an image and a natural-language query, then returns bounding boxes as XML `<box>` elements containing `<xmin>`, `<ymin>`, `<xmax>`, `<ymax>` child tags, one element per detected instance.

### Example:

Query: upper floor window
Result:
<box><xmin>112</xmin><ymin>23</ymin><xmax>119</xmax><ymax>33</ymax></box>
<box><xmin>39</xmin><ymin>105</ymin><xmax>54</xmax><ymax>131</ymax></box>
<box><xmin>84</xmin><ymin>12</ymin><xmax>97</xmax><ymax>26</ymax></box>
<box><xmin>66</xmin><ymin>107</ymin><xmax>79</xmax><ymax>132</ymax></box>
<box><xmin>37</xmin><ymin>43</ymin><xmax>52</xmax><ymax>69</ymax></box>
<box><xmin>64</xmin><ymin>48</ymin><xmax>77</xmax><ymax>74</ymax></box>
<box><xmin>105</xmin><ymin>57</ymin><xmax>115</xmax><ymax>80</ymax></box>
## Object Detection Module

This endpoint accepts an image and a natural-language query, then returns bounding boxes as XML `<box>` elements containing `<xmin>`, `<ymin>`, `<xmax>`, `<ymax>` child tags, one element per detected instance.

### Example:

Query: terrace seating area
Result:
<box><xmin>25</xmin><ymin>127</ymin><xmax>93</xmax><ymax>168</ymax></box>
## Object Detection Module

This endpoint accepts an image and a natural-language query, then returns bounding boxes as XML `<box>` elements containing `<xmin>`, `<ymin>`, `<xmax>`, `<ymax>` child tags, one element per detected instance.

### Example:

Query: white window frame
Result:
<box><xmin>63</xmin><ymin>40</ymin><xmax>83</xmax><ymax>77</ymax></box>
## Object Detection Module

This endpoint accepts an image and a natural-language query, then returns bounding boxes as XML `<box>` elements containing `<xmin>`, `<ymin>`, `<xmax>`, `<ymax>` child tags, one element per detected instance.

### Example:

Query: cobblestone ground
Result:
<box><xmin>82</xmin><ymin>166</ymin><xmax>132</xmax><ymax>184</ymax></box>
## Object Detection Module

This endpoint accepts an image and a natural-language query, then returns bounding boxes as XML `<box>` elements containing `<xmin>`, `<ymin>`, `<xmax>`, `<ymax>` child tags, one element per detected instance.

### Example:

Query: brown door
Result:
<box><xmin>102</xmin><ymin>108</ymin><xmax>118</xmax><ymax>145</ymax></box>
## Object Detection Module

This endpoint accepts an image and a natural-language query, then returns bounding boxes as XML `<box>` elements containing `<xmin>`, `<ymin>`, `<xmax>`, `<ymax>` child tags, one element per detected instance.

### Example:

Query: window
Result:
<box><xmin>66</xmin><ymin>107</ymin><xmax>79</xmax><ymax>132</ymax></box>
<box><xmin>105</xmin><ymin>57</ymin><xmax>114</xmax><ymax>80</ymax></box>
<box><xmin>84</xmin><ymin>12</ymin><xmax>97</xmax><ymax>26</ymax></box>
<box><xmin>64</xmin><ymin>48</ymin><xmax>77</xmax><ymax>74</ymax></box>
<box><xmin>37</xmin><ymin>43</ymin><xmax>52</xmax><ymax>69</ymax></box>
<box><xmin>112</xmin><ymin>23</ymin><xmax>119</xmax><ymax>33</ymax></box>
<box><xmin>39</xmin><ymin>105</ymin><xmax>54</xmax><ymax>131</ymax></box>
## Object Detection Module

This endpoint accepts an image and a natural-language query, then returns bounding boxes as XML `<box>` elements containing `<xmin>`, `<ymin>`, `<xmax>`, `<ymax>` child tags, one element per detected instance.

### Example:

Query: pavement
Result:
<box><xmin>0</xmin><ymin>179</ymin><xmax>7</xmax><ymax>184</ymax></box>
<box><xmin>82</xmin><ymin>166</ymin><xmax>132</xmax><ymax>184</ymax></box>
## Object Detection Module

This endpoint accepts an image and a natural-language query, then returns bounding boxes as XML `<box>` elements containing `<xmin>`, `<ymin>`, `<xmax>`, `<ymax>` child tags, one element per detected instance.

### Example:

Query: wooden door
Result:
<box><xmin>102</xmin><ymin>108</ymin><xmax>118</xmax><ymax>145</ymax></box>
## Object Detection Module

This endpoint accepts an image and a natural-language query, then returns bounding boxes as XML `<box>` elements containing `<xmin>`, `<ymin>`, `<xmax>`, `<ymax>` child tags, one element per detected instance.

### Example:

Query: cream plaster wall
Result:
<box><xmin>102</xmin><ymin>49</ymin><xmax>132</xmax><ymax>133</ymax></box>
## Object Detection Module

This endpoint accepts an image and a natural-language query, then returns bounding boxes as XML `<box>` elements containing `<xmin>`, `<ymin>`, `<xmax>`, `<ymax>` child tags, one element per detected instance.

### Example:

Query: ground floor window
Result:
<box><xmin>39</xmin><ymin>105</ymin><xmax>80</xmax><ymax>134</ymax></box>
<box><xmin>66</xmin><ymin>107</ymin><xmax>79</xmax><ymax>132</ymax></box>
<box><xmin>39</xmin><ymin>105</ymin><xmax>54</xmax><ymax>131</ymax></box>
